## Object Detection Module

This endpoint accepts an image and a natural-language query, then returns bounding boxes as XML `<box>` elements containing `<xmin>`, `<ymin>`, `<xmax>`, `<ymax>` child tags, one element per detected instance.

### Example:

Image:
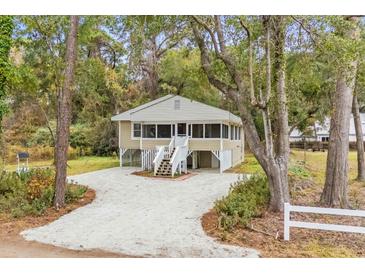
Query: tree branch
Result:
<box><xmin>263</xmin><ymin>16</ymin><xmax>272</xmax><ymax>105</ymax></box>
<box><xmin>214</xmin><ymin>15</ymin><xmax>226</xmax><ymax>52</ymax></box>
<box><xmin>191</xmin><ymin>22</ymin><xmax>236</xmax><ymax>95</ymax></box>
<box><xmin>239</xmin><ymin>18</ymin><xmax>256</xmax><ymax>105</ymax></box>
<box><xmin>192</xmin><ymin>16</ymin><xmax>221</xmax><ymax>56</ymax></box>
<box><xmin>290</xmin><ymin>16</ymin><xmax>317</xmax><ymax>45</ymax></box>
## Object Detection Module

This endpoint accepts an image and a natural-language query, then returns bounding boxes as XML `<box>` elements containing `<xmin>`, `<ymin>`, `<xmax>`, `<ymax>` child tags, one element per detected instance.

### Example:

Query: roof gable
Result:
<box><xmin>111</xmin><ymin>95</ymin><xmax>241</xmax><ymax>124</ymax></box>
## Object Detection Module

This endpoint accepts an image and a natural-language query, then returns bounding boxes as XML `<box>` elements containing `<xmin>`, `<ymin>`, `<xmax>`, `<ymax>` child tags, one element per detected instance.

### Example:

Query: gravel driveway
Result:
<box><xmin>21</xmin><ymin>167</ymin><xmax>258</xmax><ymax>257</ymax></box>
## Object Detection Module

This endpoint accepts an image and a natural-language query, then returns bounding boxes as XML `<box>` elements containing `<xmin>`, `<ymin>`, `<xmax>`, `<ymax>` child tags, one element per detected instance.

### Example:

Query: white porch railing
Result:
<box><xmin>141</xmin><ymin>149</ymin><xmax>156</xmax><ymax>170</ymax></box>
<box><xmin>284</xmin><ymin>202</ymin><xmax>365</xmax><ymax>241</ymax></box>
<box><xmin>170</xmin><ymin>137</ymin><xmax>189</xmax><ymax>176</ymax></box>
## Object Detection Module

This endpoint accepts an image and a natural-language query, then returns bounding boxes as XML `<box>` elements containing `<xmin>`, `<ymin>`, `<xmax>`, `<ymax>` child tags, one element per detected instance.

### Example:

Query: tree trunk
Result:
<box><xmin>191</xmin><ymin>16</ymin><xmax>290</xmax><ymax>212</ymax></box>
<box><xmin>54</xmin><ymin>16</ymin><xmax>78</xmax><ymax>209</ymax></box>
<box><xmin>352</xmin><ymin>93</ymin><xmax>365</xmax><ymax>181</ymax></box>
<box><xmin>269</xmin><ymin>16</ymin><xmax>290</xmax><ymax>211</ymax></box>
<box><xmin>320</xmin><ymin>17</ymin><xmax>359</xmax><ymax>208</ymax></box>
<box><xmin>143</xmin><ymin>39</ymin><xmax>159</xmax><ymax>99</ymax></box>
<box><xmin>240</xmin><ymin>107</ymin><xmax>290</xmax><ymax>212</ymax></box>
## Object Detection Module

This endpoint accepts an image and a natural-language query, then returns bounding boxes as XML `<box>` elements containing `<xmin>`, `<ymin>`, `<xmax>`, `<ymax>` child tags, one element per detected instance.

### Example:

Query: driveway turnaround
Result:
<box><xmin>22</xmin><ymin>168</ymin><xmax>259</xmax><ymax>258</ymax></box>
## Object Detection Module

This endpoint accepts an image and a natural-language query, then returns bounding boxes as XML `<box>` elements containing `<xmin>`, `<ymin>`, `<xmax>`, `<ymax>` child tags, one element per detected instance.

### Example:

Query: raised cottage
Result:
<box><xmin>111</xmin><ymin>95</ymin><xmax>244</xmax><ymax>176</ymax></box>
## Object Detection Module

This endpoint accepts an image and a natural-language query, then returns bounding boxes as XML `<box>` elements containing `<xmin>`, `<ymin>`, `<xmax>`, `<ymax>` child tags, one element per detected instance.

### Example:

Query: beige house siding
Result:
<box><xmin>120</xmin><ymin>121</ymin><xmax>244</xmax><ymax>168</ymax></box>
<box><xmin>141</xmin><ymin>140</ymin><xmax>170</xmax><ymax>150</ymax></box>
<box><xmin>189</xmin><ymin>139</ymin><xmax>221</xmax><ymax>150</ymax></box>
<box><xmin>119</xmin><ymin>121</ymin><xmax>139</xmax><ymax>149</ymax></box>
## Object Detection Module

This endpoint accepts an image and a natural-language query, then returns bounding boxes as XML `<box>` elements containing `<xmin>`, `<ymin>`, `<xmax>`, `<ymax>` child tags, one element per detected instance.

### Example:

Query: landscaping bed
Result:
<box><xmin>205</xmin><ymin>151</ymin><xmax>365</xmax><ymax>258</ymax></box>
<box><xmin>131</xmin><ymin>170</ymin><xmax>194</xmax><ymax>180</ymax></box>
<box><xmin>0</xmin><ymin>167</ymin><xmax>128</xmax><ymax>257</ymax></box>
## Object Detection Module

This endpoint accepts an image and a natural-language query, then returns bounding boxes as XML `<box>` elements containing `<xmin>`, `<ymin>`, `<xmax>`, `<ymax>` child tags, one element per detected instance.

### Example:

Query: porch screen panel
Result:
<box><xmin>205</xmin><ymin>124</ymin><xmax>220</xmax><ymax>138</ymax></box>
<box><xmin>143</xmin><ymin>124</ymin><xmax>156</xmax><ymax>138</ymax></box>
<box><xmin>157</xmin><ymin>124</ymin><xmax>172</xmax><ymax>138</ymax></box>
<box><xmin>222</xmin><ymin>124</ymin><xmax>229</xmax><ymax>139</ymax></box>
<box><xmin>192</xmin><ymin>124</ymin><xmax>204</xmax><ymax>138</ymax></box>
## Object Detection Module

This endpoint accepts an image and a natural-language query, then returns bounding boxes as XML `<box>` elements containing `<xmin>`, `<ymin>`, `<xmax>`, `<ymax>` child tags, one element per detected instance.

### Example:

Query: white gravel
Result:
<box><xmin>21</xmin><ymin>167</ymin><xmax>259</xmax><ymax>257</ymax></box>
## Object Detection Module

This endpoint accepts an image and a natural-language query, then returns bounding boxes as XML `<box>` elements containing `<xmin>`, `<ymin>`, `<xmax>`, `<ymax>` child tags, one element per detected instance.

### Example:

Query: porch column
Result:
<box><xmin>120</xmin><ymin>148</ymin><xmax>123</xmax><ymax>167</ymax></box>
<box><xmin>192</xmin><ymin>151</ymin><xmax>197</xmax><ymax>169</ymax></box>
<box><xmin>220</xmin><ymin>123</ymin><xmax>223</xmax><ymax>174</ymax></box>
<box><xmin>119</xmin><ymin>121</ymin><xmax>122</xmax><ymax>167</ymax></box>
<box><xmin>219</xmin><ymin>150</ymin><xmax>223</xmax><ymax>174</ymax></box>
<box><xmin>140</xmin><ymin>122</ymin><xmax>143</xmax><ymax>150</ymax></box>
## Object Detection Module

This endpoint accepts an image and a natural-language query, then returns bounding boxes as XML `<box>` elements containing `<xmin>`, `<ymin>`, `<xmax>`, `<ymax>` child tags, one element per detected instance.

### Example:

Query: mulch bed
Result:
<box><xmin>202</xmin><ymin>178</ymin><xmax>365</xmax><ymax>258</ymax></box>
<box><xmin>0</xmin><ymin>188</ymin><xmax>96</xmax><ymax>238</ymax></box>
<box><xmin>0</xmin><ymin>188</ymin><xmax>132</xmax><ymax>257</ymax></box>
<box><xmin>131</xmin><ymin>170</ymin><xmax>195</xmax><ymax>181</ymax></box>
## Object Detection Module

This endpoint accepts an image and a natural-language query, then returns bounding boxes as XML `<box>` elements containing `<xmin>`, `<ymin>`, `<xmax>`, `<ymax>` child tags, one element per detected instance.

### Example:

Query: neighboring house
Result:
<box><xmin>289</xmin><ymin>114</ymin><xmax>365</xmax><ymax>143</ymax></box>
<box><xmin>111</xmin><ymin>94</ymin><xmax>244</xmax><ymax>176</ymax></box>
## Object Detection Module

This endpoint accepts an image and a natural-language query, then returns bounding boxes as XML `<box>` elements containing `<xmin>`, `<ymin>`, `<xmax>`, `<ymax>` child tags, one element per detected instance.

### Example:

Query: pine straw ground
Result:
<box><xmin>203</xmin><ymin>150</ymin><xmax>365</xmax><ymax>258</ymax></box>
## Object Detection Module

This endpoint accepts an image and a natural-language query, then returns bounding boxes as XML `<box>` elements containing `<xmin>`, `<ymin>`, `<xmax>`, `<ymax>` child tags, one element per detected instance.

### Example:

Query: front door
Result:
<box><xmin>177</xmin><ymin>123</ymin><xmax>186</xmax><ymax>136</ymax></box>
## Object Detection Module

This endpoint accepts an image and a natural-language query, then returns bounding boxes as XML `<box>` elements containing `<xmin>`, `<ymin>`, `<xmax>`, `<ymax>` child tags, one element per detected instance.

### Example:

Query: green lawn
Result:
<box><xmin>231</xmin><ymin>150</ymin><xmax>361</xmax><ymax>184</ymax></box>
<box><xmin>4</xmin><ymin>156</ymin><xmax>120</xmax><ymax>175</ymax></box>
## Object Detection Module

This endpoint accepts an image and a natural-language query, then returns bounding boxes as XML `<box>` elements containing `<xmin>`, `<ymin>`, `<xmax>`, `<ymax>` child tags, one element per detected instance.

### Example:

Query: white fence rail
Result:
<box><xmin>284</xmin><ymin>202</ymin><xmax>365</xmax><ymax>241</ymax></box>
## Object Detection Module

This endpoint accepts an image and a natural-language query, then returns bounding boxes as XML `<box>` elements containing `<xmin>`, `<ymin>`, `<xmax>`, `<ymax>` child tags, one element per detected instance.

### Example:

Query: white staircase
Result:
<box><xmin>153</xmin><ymin>136</ymin><xmax>189</xmax><ymax>177</ymax></box>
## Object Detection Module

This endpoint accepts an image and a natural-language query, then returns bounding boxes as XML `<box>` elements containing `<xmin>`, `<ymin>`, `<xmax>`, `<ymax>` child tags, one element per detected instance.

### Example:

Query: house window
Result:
<box><xmin>235</xmin><ymin>126</ymin><xmax>239</xmax><ymax>140</ymax></box>
<box><xmin>133</xmin><ymin>123</ymin><xmax>141</xmax><ymax>138</ymax></box>
<box><xmin>157</xmin><ymin>124</ymin><xmax>171</xmax><ymax>138</ymax></box>
<box><xmin>188</xmin><ymin>124</ymin><xmax>192</xmax><ymax>137</ymax></box>
<box><xmin>143</xmin><ymin>124</ymin><xmax>156</xmax><ymax>138</ymax></box>
<box><xmin>192</xmin><ymin>124</ymin><xmax>204</xmax><ymax>138</ymax></box>
<box><xmin>222</xmin><ymin>124</ymin><xmax>229</xmax><ymax>139</ymax></box>
<box><xmin>237</xmin><ymin>126</ymin><xmax>241</xmax><ymax>140</ymax></box>
<box><xmin>230</xmin><ymin>125</ymin><xmax>234</xmax><ymax>140</ymax></box>
<box><xmin>205</xmin><ymin>124</ymin><xmax>221</xmax><ymax>138</ymax></box>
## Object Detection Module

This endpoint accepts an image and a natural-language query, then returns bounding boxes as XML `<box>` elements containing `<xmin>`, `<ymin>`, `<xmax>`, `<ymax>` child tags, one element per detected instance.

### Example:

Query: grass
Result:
<box><xmin>231</xmin><ymin>150</ymin><xmax>363</xmax><ymax>184</ymax></box>
<box><xmin>303</xmin><ymin>240</ymin><xmax>357</xmax><ymax>258</ymax></box>
<box><xmin>229</xmin><ymin>154</ymin><xmax>263</xmax><ymax>174</ymax></box>
<box><xmin>290</xmin><ymin>150</ymin><xmax>329</xmax><ymax>184</ymax></box>
<box><xmin>4</xmin><ymin>156</ymin><xmax>120</xmax><ymax>175</ymax></box>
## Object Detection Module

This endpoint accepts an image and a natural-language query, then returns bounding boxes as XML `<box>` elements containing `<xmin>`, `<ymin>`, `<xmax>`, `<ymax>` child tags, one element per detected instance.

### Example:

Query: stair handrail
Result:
<box><xmin>170</xmin><ymin>136</ymin><xmax>189</xmax><ymax>176</ymax></box>
<box><xmin>183</xmin><ymin>136</ymin><xmax>189</xmax><ymax>146</ymax></box>
<box><xmin>153</xmin><ymin>146</ymin><xmax>165</xmax><ymax>175</ymax></box>
<box><xmin>170</xmin><ymin>146</ymin><xmax>181</xmax><ymax>176</ymax></box>
<box><xmin>168</xmin><ymin>136</ymin><xmax>175</xmax><ymax>155</ymax></box>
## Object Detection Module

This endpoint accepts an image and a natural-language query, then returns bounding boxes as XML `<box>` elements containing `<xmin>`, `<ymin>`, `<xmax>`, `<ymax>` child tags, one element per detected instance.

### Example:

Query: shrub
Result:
<box><xmin>214</xmin><ymin>175</ymin><xmax>270</xmax><ymax>231</ymax></box>
<box><xmin>0</xmin><ymin>168</ymin><xmax>87</xmax><ymax>218</ymax></box>
<box><xmin>89</xmin><ymin>118</ymin><xmax>118</xmax><ymax>156</ymax></box>
<box><xmin>288</xmin><ymin>163</ymin><xmax>311</xmax><ymax>179</ymax></box>
<box><xmin>65</xmin><ymin>184</ymin><xmax>88</xmax><ymax>203</ymax></box>
<box><xmin>26</xmin><ymin>168</ymin><xmax>54</xmax><ymax>200</ymax></box>
<box><xmin>0</xmin><ymin>170</ymin><xmax>28</xmax><ymax>214</ymax></box>
<box><xmin>70</xmin><ymin>124</ymin><xmax>92</xmax><ymax>156</ymax></box>
<box><xmin>30</xmin><ymin>127</ymin><xmax>54</xmax><ymax>146</ymax></box>
<box><xmin>0</xmin><ymin>170</ymin><xmax>26</xmax><ymax>196</ymax></box>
